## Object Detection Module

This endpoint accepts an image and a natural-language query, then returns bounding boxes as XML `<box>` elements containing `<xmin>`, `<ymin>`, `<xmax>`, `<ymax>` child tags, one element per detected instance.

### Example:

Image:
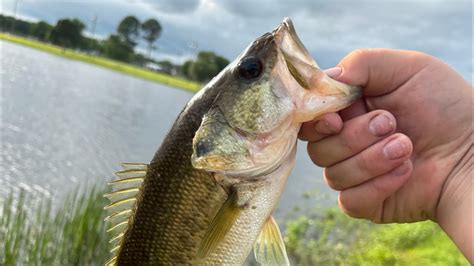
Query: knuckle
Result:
<box><xmin>370</xmin><ymin>176</ymin><xmax>390</xmax><ymax>194</ymax></box>
<box><xmin>339</xmin><ymin>128</ymin><xmax>361</xmax><ymax>153</ymax></box>
<box><xmin>411</xmin><ymin>50</ymin><xmax>436</xmax><ymax>63</ymax></box>
<box><xmin>349</xmin><ymin>48</ymin><xmax>373</xmax><ymax>60</ymax></box>
<box><xmin>353</xmin><ymin>151</ymin><xmax>370</xmax><ymax>175</ymax></box>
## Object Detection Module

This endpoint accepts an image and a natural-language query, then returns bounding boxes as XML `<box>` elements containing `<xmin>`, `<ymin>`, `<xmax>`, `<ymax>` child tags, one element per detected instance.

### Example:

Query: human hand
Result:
<box><xmin>299</xmin><ymin>49</ymin><xmax>472</xmax><ymax>261</ymax></box>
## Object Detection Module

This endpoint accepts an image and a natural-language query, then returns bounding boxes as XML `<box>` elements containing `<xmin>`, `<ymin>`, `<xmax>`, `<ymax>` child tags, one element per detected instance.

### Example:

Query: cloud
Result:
<box><xmin>2</xmin><ymin>0</ymin><xmax>471</xmax><ymax>80</ymax></box>
<box><xmin>140</xmin><ymin>0</ymin><xmax>202</xmax><ymax>13</ymax></box>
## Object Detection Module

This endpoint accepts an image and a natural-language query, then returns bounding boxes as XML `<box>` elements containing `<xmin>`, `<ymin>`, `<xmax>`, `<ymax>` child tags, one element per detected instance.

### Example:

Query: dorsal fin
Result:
<box><xmin>104</xmin><ymin>163</ymin><xmax>148</xmax><ymax>266</ymax></box>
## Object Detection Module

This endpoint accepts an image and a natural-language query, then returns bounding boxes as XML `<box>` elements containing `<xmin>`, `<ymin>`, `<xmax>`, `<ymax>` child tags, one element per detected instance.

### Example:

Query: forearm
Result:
<box><xmin>437</xmin><ymin>143</ymin><xmax>473</xmax><ymax>262</ymax></box>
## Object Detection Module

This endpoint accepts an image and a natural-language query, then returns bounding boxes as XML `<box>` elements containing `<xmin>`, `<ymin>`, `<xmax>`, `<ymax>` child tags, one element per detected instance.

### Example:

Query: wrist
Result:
<box><xmin>436</xmin><ymin>143</ymin><xmax>473</xmax><ymax>263</ymax></box>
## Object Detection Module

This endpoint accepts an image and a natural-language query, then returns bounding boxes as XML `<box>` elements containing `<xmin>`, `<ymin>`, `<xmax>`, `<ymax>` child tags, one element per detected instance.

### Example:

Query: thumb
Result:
<box><xmin>329</xmin><ymin>48</ymin><xmax>433</xmax><ymax>97</ymax></box>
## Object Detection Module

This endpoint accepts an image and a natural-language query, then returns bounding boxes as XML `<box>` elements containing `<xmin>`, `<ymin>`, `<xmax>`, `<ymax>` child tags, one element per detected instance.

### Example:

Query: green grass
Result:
<box><xmin>0</xmin><ymin>33</ymin><xmax>202</xmax><ymax>92</ymax></box>
<box><xmin>285</xmin><ymin>208</ymin><xmax>469</xmax><ymax>265</ymax></box>
<box><xmin>1</xmin><ymin>187</ymin><xmax>468</xmax><ymax>265</ymax></box>
<box><xmin>0</xmin><ymin>187</ymin><xmax>109</xmax><ymax>265</ymax></box>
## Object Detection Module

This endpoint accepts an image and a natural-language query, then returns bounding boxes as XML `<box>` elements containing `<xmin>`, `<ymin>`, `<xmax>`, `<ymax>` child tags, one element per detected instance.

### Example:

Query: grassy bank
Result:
<box><xmin>0</xmin><ymin>33</ymin><xmax>202</xmax><ymax>92</ymax></box>
<box><xmin>1</xmin><ymin>187</ymin><xmax>468</xmax><ymax>265</ymax></box>
<box><xmin>285</xmin><ymin>208</ymin><xmax>468</xmax><ymax>265</ymax></box>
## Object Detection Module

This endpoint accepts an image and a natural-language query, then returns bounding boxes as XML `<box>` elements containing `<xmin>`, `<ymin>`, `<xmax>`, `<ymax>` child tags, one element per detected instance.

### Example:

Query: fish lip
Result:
<box><xmin>272</xmin><ymin>17</ymin><xmax>319</xmax><ymax>70</ymax></box>
<box><xmin>273</xmin><ymin>17</ymin><xmax>295</xmax><ymax>40</ymax></box>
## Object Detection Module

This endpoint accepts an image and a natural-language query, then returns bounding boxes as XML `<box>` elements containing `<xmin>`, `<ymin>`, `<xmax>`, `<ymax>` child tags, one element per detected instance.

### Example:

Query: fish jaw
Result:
<box><xmin>274</xmin><ymin>17</ymin><xmax>362</xmax><ymax>122</ymax></box>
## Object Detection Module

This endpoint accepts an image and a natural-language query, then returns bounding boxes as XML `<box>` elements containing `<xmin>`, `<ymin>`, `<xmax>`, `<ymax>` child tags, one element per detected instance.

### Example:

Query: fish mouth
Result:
<box><xmin>273</xmin><ymin>17</ymin><xmax>320</xmax><ymax>76</ymax></box>
<box><xmin>273</xmin><ymin>18</ymin><xmax>362</xmax><ymax>120</ymax></box>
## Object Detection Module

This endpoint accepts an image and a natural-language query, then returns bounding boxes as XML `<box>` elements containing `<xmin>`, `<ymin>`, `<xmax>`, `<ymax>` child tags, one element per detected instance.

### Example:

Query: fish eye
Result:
<box><xmin>237</xmin><ymin>56</ymin><xmax>263</xmax><ymax>82</ymax></box>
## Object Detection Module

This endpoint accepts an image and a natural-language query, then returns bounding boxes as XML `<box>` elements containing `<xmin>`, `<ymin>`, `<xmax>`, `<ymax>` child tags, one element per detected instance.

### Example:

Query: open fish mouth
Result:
<box><xmin>273</xmin><ymin>17</ymin><xmax>321</xmax><ymax>85</ymax></box>
<box><xmin>274</xmin><ymin>17</ymin><xmax>361</xmax><ymax>112</ymax></box>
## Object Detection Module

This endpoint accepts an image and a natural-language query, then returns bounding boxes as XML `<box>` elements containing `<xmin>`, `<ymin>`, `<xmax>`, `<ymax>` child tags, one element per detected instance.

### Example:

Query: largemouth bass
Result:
<box><xmin>104</xmin><ymin>18</ymin><xmax>361</xmax><ymax>265</ymax></box>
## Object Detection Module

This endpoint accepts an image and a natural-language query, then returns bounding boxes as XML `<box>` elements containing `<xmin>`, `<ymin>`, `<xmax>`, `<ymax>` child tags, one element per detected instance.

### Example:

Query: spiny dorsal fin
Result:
<box><xmin>104</xmin><ymin>163</ymin><xmax>148</xmax><ymax>266</ymax></box>
<box><xmin>120</xmin><ymin>163</ymin><xmax>148</xmax><ymax>170</ymax></box>
<box><xmin>198</xmin><ymin>191</ymin><xmax>242</xmax><ymax>258</ymax></box>
<box><xmin>254</xmin><ymin>216</ymin><xmax>290</xmax><ymax>266</ymax></box>
<box><xmin>105</xmin><ymin>256</ymin><xmax>117</xmax><ymax>266</ymax></box>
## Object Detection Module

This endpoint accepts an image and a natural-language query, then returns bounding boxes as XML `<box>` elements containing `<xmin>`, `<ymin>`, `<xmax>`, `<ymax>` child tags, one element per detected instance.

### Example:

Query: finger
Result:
<box><xmin>324</xmin><ymin>133</ymin><xmax>413</xmax><ymax>191</ymax></box>
<box><xmin>298</xmin><ymin>113</ymin><xmax>342</xmax><ymax>142</ymax></box>
<box><xmin>338</xmin><ymin>160</ymin><xmax>413</xmax><ymax>222</ymax></box>
<box><xmin>307</xmin><ymin>110</ymin><xmax>397</xmax><ymax>167</ymax></box>
<box><xmin>330</xmin><ymin>48</ymin><xmax>432</xmax><ymax>96</ymax></box>
<box><xmin>339</xmin><ymin>99</ymin><xmax>368</xmax><ymax>121</ymax></box>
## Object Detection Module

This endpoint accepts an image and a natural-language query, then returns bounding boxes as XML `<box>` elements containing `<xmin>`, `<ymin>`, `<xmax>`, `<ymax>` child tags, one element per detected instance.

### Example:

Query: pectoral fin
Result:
<box><xmin>254</xmin><ymin>216</ymin><xmax>290</xmax><ymax>266</ymax></box>
<box><xmin>198</xmin><ymin>190</ymin><xmax>242</xmax><ymax>258</ymax></box>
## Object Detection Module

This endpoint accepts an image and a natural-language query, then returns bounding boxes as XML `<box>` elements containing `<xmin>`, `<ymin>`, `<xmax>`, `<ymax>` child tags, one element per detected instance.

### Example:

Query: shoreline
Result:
<box><xmin>0</xmin><ymin>33</ymin><xmax>202</xmax><ymax>92</ymax></box>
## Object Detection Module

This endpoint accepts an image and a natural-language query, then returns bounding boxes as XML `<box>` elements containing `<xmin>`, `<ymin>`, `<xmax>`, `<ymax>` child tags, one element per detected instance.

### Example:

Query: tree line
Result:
<box><xmin>0</xmin><ymin>14</ymin><xmax>229</xmax><ymax>82</ymax></box>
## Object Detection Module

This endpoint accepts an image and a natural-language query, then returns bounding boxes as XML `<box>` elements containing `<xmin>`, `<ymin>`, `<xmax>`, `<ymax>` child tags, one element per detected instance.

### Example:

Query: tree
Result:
<box><xmin>49</xmin><ymin>18</ymin><xmax>85</xmax><ymax>48</ymax></box>
<box><xmin>141</xmin><ymin>18</ymin><xmax>162</xmax><ymax>57</ymax></box>
<box><xmin>117</xmin><ymin>16</ymin><xmax>140</xmax><ymax>48</ymax></box>
<box><xmin>30</xmin><ymin>21</ymin><xmax>53</xmax><ymax>41</ymax></box>
<box><xmin>80</xmin><ymin>37</ymin><xmax>103</xmax><ymax>53</ymax></box>
<box><xmin>181</xmin><ymin>60</ymin><xmax>193</xmax><ymax>77</ymax></box>
<box><xmin>103</xmin><ymin>34</ymin><xmax>134</xmax><ymax>62</ymax></box>
<box><xmin>12</xmin><ymin>20</ymin><xmax>32</xmax><ymax>35</ymax></box>
<box><xmin>187</xmin><ymin>52</ymin><xmax>230</xmax><ymax>82</ymax></box>
<box><xmin>156</xmin><ymin>60</ymin><xmax>174</xmax><ymax>74</ymax></box>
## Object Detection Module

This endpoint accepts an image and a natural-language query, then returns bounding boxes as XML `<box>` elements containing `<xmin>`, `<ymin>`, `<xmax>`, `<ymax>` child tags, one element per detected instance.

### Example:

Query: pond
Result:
<box><xmin>1</xmin><ymin>40</ymin><xmax>335</xmax><ymax>219</ymax></box>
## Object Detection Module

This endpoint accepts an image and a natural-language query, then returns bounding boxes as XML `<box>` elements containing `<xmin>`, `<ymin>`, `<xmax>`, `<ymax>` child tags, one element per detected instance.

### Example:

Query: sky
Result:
<box><xmin>1</xmin><ymin>0</ymin><xmax>472</xmax><ymax>80</ymax></box>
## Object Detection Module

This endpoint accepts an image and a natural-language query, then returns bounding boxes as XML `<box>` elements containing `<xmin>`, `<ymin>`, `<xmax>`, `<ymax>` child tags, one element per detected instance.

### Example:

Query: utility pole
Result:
<box><xmin>90</xmin><ymin>15</ymin><xmax>98</xmax><ymax>39</ymax></box>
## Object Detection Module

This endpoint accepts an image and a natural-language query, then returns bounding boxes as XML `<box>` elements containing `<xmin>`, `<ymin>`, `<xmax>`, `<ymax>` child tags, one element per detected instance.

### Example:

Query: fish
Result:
<box><xmin>103</xmin><ymin>17</ymin><xmax>361</xmax><ymax>265</ymax></box>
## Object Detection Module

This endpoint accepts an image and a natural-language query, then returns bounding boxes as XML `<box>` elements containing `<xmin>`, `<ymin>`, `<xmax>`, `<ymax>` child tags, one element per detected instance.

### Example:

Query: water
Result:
<box><xmin>1</xmin><ymin>40</ymin><xmax>336</xmax><ymax>219</ymax></box>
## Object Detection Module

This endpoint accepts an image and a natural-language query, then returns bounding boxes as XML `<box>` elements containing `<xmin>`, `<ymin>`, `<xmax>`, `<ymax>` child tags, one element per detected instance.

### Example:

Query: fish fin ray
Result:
<box><xmin>254</xmin><ymin>216</ymin><xmax>290</xmax><ymax>266</ymax></box>
<box><xmin>104</xmin><ymin>188</ymin><xmax>139</xmax><ymax>202</ymax></box>
<box><xmin>198</xmin><ymin>191</ymin><xmax>242</xmax><ymax>258</ymax></box>
<box><xmin>120</xmin><ymin>163</ymin><xmax>148</xmax><ymax>170</ymax></box>
<box><xmin>105</xmin><ymin>256</ymin><xmax>117</xmax><ymax>266</ymax></box>
<box><xmin>103</xmin><ymin>162</ymin><xmax>148</xmax><ymax>264</ymax></box>
<box><xmin>104</xmin><ymin>209</ymin><xmax>132</xmax><ymax>225</ymax></box>
<box><xmin>104</xmin><ymin>198</ymin><xmax>137</xmax><ymax>213</ymax></box>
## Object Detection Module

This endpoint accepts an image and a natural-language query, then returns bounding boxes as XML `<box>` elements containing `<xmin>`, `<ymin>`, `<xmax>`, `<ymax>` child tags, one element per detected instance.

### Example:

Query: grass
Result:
<box><xmin>0</xmin><ymin>33</ymin><xmax>202</xmax><ymax>92</ymax></box>
<box><xmin>285</xmin><ymin>208</ymin><xmax>469</xmax><ymax>265</ymax></box>
<box><xmin>0</xmin><ymin>187</ymin><xmax>109</xmax><ymax>265</ymax></box>
<box><xmin>1</xmin><ymin>187</ymin><xmax>469</xmax><ymax>265</ymax></box>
